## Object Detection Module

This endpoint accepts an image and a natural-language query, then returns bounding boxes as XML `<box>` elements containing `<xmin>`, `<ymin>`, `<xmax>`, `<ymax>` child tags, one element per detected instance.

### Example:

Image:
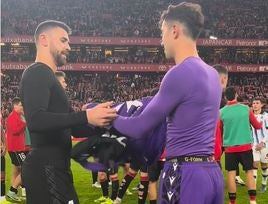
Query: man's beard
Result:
<box><xmin>164</xmin><ymin>46</ymin><xmax>174</xmax><ymax>60</ymax></box>
<box><xmin>51</xmin><ymin>48</ymin><xmax>68</xmax><ymax>67</ymax></box>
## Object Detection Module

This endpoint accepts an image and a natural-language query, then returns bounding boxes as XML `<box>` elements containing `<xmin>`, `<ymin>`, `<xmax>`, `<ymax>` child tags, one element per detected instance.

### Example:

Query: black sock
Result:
<box><xmin>1</xmin><ymin>156</ymin><xmax>5</xmax><ymax>196</ymax></box>
<box><xmin>111</xmin><ymin>178</ymin><xmax>119</xmax><ymax>200</ymax></box>
<box><xmin>150</xmin><ymin>200</ymin><xmax>157</xmax><ymax>204</ymax></box>
<box><xmin>10</xmin><ymin>186</ymin><xmax>18</xmax><ymax>194</ymax></box>
<box><xmin>1</xmin><ymin>181</ymin><xmax>5</xmax><ymax>196</ymax></box>
<box><xmin>248</xmin><ymin>189</ymin><xmax>256</xmax><ymax>201</ymax></box>
<box><xmin>138</xmin><ymin>176</ymin><xmax>149</xmax><ymax>204</ymax></box>
<box><xmin>228</xmin><ymin>192</ymin><xmax>236</xmax><ymax>203</ymax></box>
<box><xmin>92</xmin><ymin>171</ymin><xmax>98</xmax><ymax>184</ymax></box>
<box><xmin>236</xmin><ymin>168</ymin><xmax>239</xmax><ymax>176</ymax></box>
<box><xmin>117</xmin><ymin>172</ymin><xmax>136</xmax><ymax>199</ymax></box>
<box><xmin>100</xmin><ymin>179</ymin><xmax>109</xmax><ymax>197</ymax></box>
<box><xmin>107</xmin><ymin>172</ymin><xmax>110</xmax><ymax>183</ymax></box>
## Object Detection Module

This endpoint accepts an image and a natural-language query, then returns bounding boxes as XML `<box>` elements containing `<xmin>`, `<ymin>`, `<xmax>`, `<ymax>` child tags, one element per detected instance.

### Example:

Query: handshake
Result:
<box><xmin>83</xmin><ymin>101</ymin><xmax>117</xmax><ymax>127</ymax></box>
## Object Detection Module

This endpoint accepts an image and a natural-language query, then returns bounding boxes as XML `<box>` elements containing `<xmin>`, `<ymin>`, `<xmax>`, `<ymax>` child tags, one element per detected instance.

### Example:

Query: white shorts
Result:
<box><xmin>253</xmin><ymin>147</ymin><xmax>268</xmax><ymax>163</ymax></box>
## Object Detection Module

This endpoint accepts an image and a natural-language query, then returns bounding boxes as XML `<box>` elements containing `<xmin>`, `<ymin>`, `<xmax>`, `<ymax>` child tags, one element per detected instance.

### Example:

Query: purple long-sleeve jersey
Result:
<box><xmin>114</xmin><ymin>57</ymin><xmax>222</xmax><ymax>158</ymax></box>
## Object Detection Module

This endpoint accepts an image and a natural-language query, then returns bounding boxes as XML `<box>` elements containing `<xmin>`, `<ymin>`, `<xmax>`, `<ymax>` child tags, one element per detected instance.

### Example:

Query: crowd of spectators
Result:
<box><xmin>2</xmin><ymin>0</ymin><xmax>267</xmax><ymax>39</ymax></box>
<box><xmin>1</xmin><ymin>71</ymin><xmax>162</xmax><ymax>122</ymax></box>
<box><xmin>2</xmin><ymin>46</ymin><xmax>267</xmax><ymax>65</ymax></box>
<box><xmin>199</xmin><ymin>47</ymin><xmax>268</xmax><ymax>65</ymax></box>
<box><xmin>1</xmin><ymin>71</ymin><xmax>267</xmax><ymax>126</ymax></box>
<box><xmin>229</xmin><ymin>73</ymin><xmax>268</xmax><ymax>105</ymax></box>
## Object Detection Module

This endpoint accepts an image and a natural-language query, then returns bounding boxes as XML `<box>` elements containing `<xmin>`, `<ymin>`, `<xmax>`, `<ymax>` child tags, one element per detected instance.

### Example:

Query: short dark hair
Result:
<box><xmin>225</xmin><ymin>87</ymin><xmax>236</xmax><ymax>101</ymax></box>
<box><xmin>252</xmin><ymin>97</ymin><xmax>265</xmax><ymax>104</ymax></box>
<box><xmin>159</xmin><ymin>2</ymin><xmax>204</xmax><ymax>40</ymax></box>
<box><xmin>34</xmin><ymin>20</ymin><xmax>72</xmax><ymax>42</ymax></box>
<box><xmin>12</xmin><ymin>97</ymin><xmax>21</xmax><ymax>106</ymax></box>
<box><xmin>55</xmin><ymin>71</ymin><xmax>66</xmax><ymax>78</ymax></box>
<box><xmin>237</xmin><ymin>96</ymin><xmax>243</xmax><ymax>103</ymax></box>
<box><xmin>213</xmin><ymin>64</ymin><xmax>228</xmax><ymax>75</ymax></box>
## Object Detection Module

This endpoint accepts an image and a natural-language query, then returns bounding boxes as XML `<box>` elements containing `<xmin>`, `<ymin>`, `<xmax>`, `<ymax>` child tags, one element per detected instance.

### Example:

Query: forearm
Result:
<box><xmin>249</xmin><ymin>111</ymin><xmax>262</xmax><ymax>129</ymax></box>
<box><xmin>9</xmin><ymin>121</ymin><xmax>26</xmax><ymax>135</ymax></box>
<box><xmin>27</xmin><ymin>111</ymin><xmax>88</xmax><ymax>132</ymax></box>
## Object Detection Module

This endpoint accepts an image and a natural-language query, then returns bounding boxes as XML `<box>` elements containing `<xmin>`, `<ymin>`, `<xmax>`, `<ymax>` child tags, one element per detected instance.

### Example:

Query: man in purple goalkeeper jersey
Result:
<box><xmin>113</xmin><ymin>2</ymin><xmax>224</xmax><ymax>204</ymax></box>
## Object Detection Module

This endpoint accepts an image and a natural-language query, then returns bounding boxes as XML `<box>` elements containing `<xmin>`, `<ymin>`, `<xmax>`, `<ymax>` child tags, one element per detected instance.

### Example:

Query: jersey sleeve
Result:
<box><xmin>264</xmin><ymin>113</ymin><xmax>268</xmax><ymax>129</ymax></box>
<box><xmin>262</xmin><ymin>113</ymin><xmax>268</xmax><ymax>143</ymax></box>
<box><xmin>249</xmin><ymin>110</ymin><xmax>262</xmax><ymax>129</ymax></box>
<box><xmin>6</xmin><ymin>114</ymin><xmax>26</xmax><ymax>135</ymax></box>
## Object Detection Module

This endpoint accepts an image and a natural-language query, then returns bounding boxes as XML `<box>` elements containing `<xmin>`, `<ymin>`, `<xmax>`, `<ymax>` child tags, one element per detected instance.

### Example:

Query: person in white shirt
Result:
<box><xmin>251</xmin><ymin>98</ymin><xmax>268</xmax><ymax>193</ymax></box>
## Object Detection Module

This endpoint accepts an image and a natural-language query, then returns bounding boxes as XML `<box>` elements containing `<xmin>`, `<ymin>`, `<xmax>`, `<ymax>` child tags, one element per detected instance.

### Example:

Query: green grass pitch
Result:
<box><xmin>2</xmin><ymin>151</ymin><xmax>268</xmax><ymax>204</ymax></box>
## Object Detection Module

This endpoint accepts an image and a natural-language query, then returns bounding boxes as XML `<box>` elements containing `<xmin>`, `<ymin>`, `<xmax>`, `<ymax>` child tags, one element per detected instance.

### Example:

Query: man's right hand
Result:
<box><xmin>86</xmin><ymin>102</ymin><xmax>117</xmax><ymax>127</ymax></box>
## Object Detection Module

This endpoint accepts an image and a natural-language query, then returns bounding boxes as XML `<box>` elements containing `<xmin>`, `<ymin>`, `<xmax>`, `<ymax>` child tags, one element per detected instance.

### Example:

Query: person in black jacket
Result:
<box><xmin>20</xmin><ymin>20</ymin><xmax>117</xmax><ymax>204</ymax></box>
